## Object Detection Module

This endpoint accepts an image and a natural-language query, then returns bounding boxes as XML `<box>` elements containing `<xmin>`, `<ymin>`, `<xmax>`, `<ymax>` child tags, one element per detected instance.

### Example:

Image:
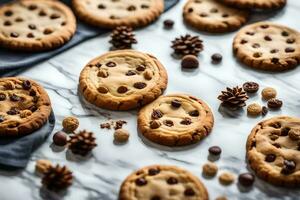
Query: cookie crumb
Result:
<box><xmin>219</xmin><ymin>172</ymin><xmax>235</xmax><ymax>185</ymax></box>
<box><xmin>261</xmin><ymin>87</ymin><xmax>277</xmax><ymax>100</ymax></box>
<box><xmin>247</xmin><ymin>103</ymin><xmax>262</xmax><ymax>116</ymax></box>
<box><xmin>114</xmin><ymin>129</ymin><xmax>130</xmax><ymax>143</ymax></box>
<box><xmin>35</xmin><ymin>159</ymin><xmax>52</xmax><ymax>174</ymax></box>
<box><xmin>62</xmin><ymin>116</ymin><xmax>79</xmax><ymax>133</ymax></box>
<box><xmin>202</xmin><ymin>162</ymin><xmax>218</xmax><ymax>177</ymax></box>
<box><xmin>114</xmin><ymin>120</ymin><xmax>127</xmax><ymax>130</ymax></box>
<box><xmin>100</xmin><ymin>122</ymin><xmax>111</xmax><ymax>129</ymax></box>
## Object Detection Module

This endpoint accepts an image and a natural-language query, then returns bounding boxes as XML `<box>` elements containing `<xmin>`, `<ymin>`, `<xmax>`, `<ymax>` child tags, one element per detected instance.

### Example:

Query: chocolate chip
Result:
<box><xmin>50</xmin><ymin>13</ymin><xmax>60</xmax><ymax>19</ymax></box>
<box><xmin>267</xmin><ymin>98</ymin><xmax>283</xmax><ymax>109</ymax></box>
<box><xmin>281</xmin><ymin>127</ymin><xmax>290</xmax><ymax>136</ymax></box>
<box><xmin>151</xmin><ymin>196</ymin><xmax>161</xmax><ymax>200</ymax></box>
<box><xmin>210</xmin><ymin>8</ymin><xmax>218</xmax><ymax>13</ymax></box>
<box><xmin>95</xmin><ymin>63</ymin><xmax>102</xmax><ymax>68</ymax></box>
<box><xmin>270</xmin><ymin>49</ymin><xmax>279</xmax><ymax>54</ymax></box>
<box><xmin>28</xmin><ymin>24</ymin><xmax>36</xmax><ymax>30</ymax></box>
<box><xmin>117</xmin><ymin>86</ymin><xmax>128</xmax><ymax>94</ymax></box>
<box><xmin>148</xmin><ymin>168</ymin><xmax>160</xmax><ymax>176</ymax></box>
<box><xmin>127</xmin><ymin>5</ymin><xmax>136</xmax><ymax>11</ymax></box>
<box><xmin>136</xmin><ymin>65</ymin><xmax>146</xmax><ymax>71</ymax></box>
<box><xmin>98</xmin><ymin>4</ymin><xmax>106</xmax><ymax>9</ymax></box>
<box><xmin>211</xmin><ymin>53</ymin><xmax>223</xmax><ymax>63</ymax></box>
<box><xmin>0</xmin><ymin>93</ymin><xmax>6</xmax><ymax>101</ymax></box>
<box><xmin>53</xmin><ymin>131</ymin><xmax>67</xmax><ymax>146</ymax></box>
<box><xmin>188</xmin><ymin>8</ymin><xmax>193</xmax><ymax>13</ymax></box>
<box><xmin>7</xmin><ymin>108</ymin><xmax>19</xmax><ymax>115</ymax></box>
<box><xmin>171</xmin><ymin>99</ymin><xmax>181</xmax><ymax>108</ymax></box>
<box><xmin>243</xmin><ymin>82</ymin><xmax>259</xmax><ymax>93</ymax></box>
<box><xmin>4</xmin><ymin>21</ymin><xmax>12</xmax><ymax>26</ymax></box>
<box><xmin>98</xmin><ymin>86</ymin><xmax>108</xmax><ymax>94</ymax></box>
<box><xmin>273</xmin><ymin>143</ymin><xmax>281</xmax><ymax>148</ymax></box>
<box><xmin>264</xmin><ymin>35</ymin><xmax>272</xmax><ymax>41</ymax></box>
<box><xmin>282</xmin><ymin>31</ymin><xmax>289</xmax><ymax>37</ymax></box>
<box><xmin>28</xmin><ymin>4</ymin><xmax>38</xmax><ymax>10</ymax></box>
<box><xmin>22</xmin><ymin>80</ymin><xmax>32</xmax><ymax>90</ymax></box>
<box><xmin>141</xmin><ymin>4</ymin><xmax>150</xmax><ymax>9</ymax></box>
<box><xmin>4</xmin><ymin>10</ymin><xmax>13</xmax><ymax>17</ymax></box>
<box><xmin>260</xmin><ymin>25</ymin><xmax>269</xmax><ymax>29</ymax></box>
<box><xmin>135</xmin><ymin>178</ymin><xmax>147</xmax><ymax>186</ymax></box>
<box><xmin>246</xmin><ymin>32</ymin><xmax>255</xmax><ymax>36</ymax></box>
<box><xmin>281</xmin><ymin>160</ymin><xmax>296</xmax><ymax>175</ymax></box>
<box><xmin>163</xmin><ymin>120</ymin><xmax>174</xmax><ymax>127</ymax></box>
<box><xmin>181</xmin><ymin>55</ymin><xmax>199</xmax><ymax>68</ymax></box>
<box><xmin>15</xmin><ymin>17</ymin><xmax>23</xmax><ymax>22</ymax></box>
<box><xmin>271</xmin><ymin>58</ymin><xmax>279</xmax><ymax>64</ymax></box>
<box><xmin>222</xmin><ymin>13</ymin><xmax>229</xmax><ymax>18</ymax></box>
<box><xmin>0</xmin><ymin>116</ymin><xmax>4</xmax><ymax>123</ymax></box>
<box><xmin>167</xmin><ymin>177</ymin><xmax>178</xmax><ymax>185</ymax></box>
<box><xmin>240</xmin><ymin>39</ymin><xmax>248</xmax><ymax>44</ymax></box>
<box><xmin>134</xmin><ymin>82</ymin><xmax>147</xmax><ymax>89</ymax></box>
<box><xmin>285</xmin><ymin>47</ymin><xmax>295</xmax><ymax>53</ymax></box>
<box><xmin>184</xmin><ymin>188</ymin><xmax>195</xmax><ymax>196</ymax></box>
<box><xmin>238</xmin><ymin>173</ymin><xmax>255</xmax><ymax>187</ymax></box>
<box><xmin>252</xmin><ymin>43</ymin><xmax>260</xmax><ymax>48</ymax></box>
<box><xmin>151</xmin><ymin>109</ymin><xmax>163</xmax><ymax>119</ymax></box>
<box><xmin>188</xmin><ymin>110</ymin><xmax>199</xmax><ymax>117</ymax></box>
<box><xmin>126</xmin><ymin>70</ymin><xmax>136</xmax><ymax>76</ymax></box>
<box><xmin>29</xmin><ymin>89</ymin><xmax>36</xmax><ymax>96</ymax></box>
<box><xmin>265</xmin><ymin>154</ymin><xmax>276</xmax><ymax>162</ymax></box>
<box><xmin>262</xmin><ymin>106</ymin><xmax>268</xmax><ymax>116</ymax></box>
<box><xmin>43</xmin><ymin>28</ymin><xmax>53</xmax><ymax>35</ymax></box>
<box><xmin>106</xmin><ymin>61</ymin><xmax>116</xmax><ymax>67</ymax></box>
<box><xmin>39</xmin><ymin>10</ymin><xmax>47</xmax><ymax>16</ymax></box>
<box><xmin>253</xmin><ymin>52</ymin><xmax>262</xmax><ymax>58</ymax></box>
<box><xmin>10</xmin><ymin>32</ymin><xmax>19</xmax><ymax>38</ymax></box>
<box><xmin>30</xmin><ymin>105</ymin><xmax>38</xmax><ymax>112</ymax></box>
<box><xmin>97</xmin><ymin>70</ymin><xmax>108</xmax><ymax>78</ymax></box>
<box><xmin>208</xmin><ymin>146</ymin><xmax>222</xmax><ymax>156</ymax></box>
<box><xmin>27</xmin><ymin>33</ymin><xmax>34</xmax><ymax>38</ymax></box>
<box><xmin>150</xmin><ymin>120</ymin><xmax>161</xmax><ymax>129</ymax></box>
<box><xmin>286</xmin><ymin>38</ymin><xmax>295</xmax><ymax>44</ymax></box>
<box><xmin>10</xmin><ymin>94</ymin><xmax>20</xmax><ymax>102</ymax></box>
<box><xmin>270</xmin><ymin>122</ymin><xmax>281</xmax><ymax>129</ymax></box>
<box><xmin>180</xmin><ymin>118</ymin><xmax>192</xmax><ymax>125</ymax></box>
<box><xmin>163</xmin><ymin>19</ymin><xmax>174</xmax><ymax>29</ymax></box>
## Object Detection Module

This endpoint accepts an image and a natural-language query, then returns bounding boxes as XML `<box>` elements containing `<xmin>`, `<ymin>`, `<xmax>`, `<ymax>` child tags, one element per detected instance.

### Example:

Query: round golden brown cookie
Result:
<box><xmin>0</xmin><ymin>0</ymin><xmax>76</xmax><ymax>51</ymax></box>
<box><xmin>72</xmin><ymin>0</ymin><xmax>164</xmax><ymax>28</ymax></box>
<box><xmin>183</xmin><ymin>0</ymin><xmax>249</xmax><ymax>33</ymax></box>
<box><xmin>220</xmin><ymin>0</ymin><xmax>286</xmax><ymax>10</ymax></box>
<box><xmin>0</xmin><ymin>77</ymin><xmax>51</xmax><ymax>137</ymax></box>
<box><xmin>233</xmin><ymin>22</ymin><xmax>300</xmax><ymax>71</ymax></box>
<box><xmin>137</xmin><ymin>94</ymin><xmax>214</xmax><ymax>146</ymax></box>
<box><xmin>79</xmin><ymin>50</ymin><xmax>168</xmax><ymax>111</ymax></box>
<box><xmin>119</xmin><ymin>165</ymin><xmax>209</xmax><ymax>200</ymax></box>
<box><xmin>246</xmin><ymin>116</ymin><xmax>300</xmax><ymax>187</ymax></box>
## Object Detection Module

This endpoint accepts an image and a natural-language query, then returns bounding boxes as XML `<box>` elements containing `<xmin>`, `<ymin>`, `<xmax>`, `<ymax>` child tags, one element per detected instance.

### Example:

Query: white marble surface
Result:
<box><xmin>1</xmin><ymin>0</ymin><xmax>300</xmax><ymax>199</ymax></box>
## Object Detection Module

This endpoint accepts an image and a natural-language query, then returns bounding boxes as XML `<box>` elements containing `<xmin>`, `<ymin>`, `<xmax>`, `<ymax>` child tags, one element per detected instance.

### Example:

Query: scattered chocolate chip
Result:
<box><xmin>253</xmin><ymin>52</ymin><xmax>262</xmax><ymax>58</ymax></box>
<box><xmin>262</xmin><ymin>106</ymin><xmax>268</xmax><ymax>116</ymax></box>
<box><xmin>28</xmin><ymin>24</ymin><xmax>36</xmax><ymax>30</ymax></box>
<box><xmin>285</xmin><ymin>47</ymin><xmax>295</xmax><ymax>53</ymax></box>
<box><xmin>28</xmin><ymin>4</ymin><xmax>37</xmax><ymax>10</ymax></box>
<box><xmin>126</xmin><ymin>70</ymin><xmax>136</xmax><ymax>76</ymax></box>
<box><xmin>246</xmin><ymin>32</ymin><xmax>255</xmax><ymax>36</ymax></box>
<box><xmin>151</xmin><ymin>109</ymin><xmax>163</xmax><ymax>119</ymax></box>
<box><xmin>222</xmin><ymin>13</ymin><xmax>229</xmax><ymax>18</ymax></box>
<box><xmin>200</xmin><ymin>13</ymin><xmax>208</xmax><ymax>17</ymax></box>
<box><xmin>148</xmin><ymin>168</ymin><xmax>160</xmax><ymax>176</ymax></box>
<box><xmin>50</xmin><ymin>13</ymin><xmax>60</xmax><ymax>19</ymax></box>
<box><xmin>180</xmin><ymin>118</ymin><xmax>192</xmax><ymax>125</ymax></box>
<box><xmin>181</xmin><ymin>55</ymin><xmax>199</xmax><ymax>69</ymax></box>
<box><xmin>97</xmin><ymin>70</ymin><xmax>109</xmax><ymax>78</ymax></box>
<box><xmin>238</xmin><ymin>173</ymin><xmax>255</xmax><ymax>187</ymax></box>
<box><xmin>29</xmin><ymin>89</ymin><xmax>36</xmax><ymax>96</ymax></box>
<box><xmin>150</xmin><ymin>120</ymin><xmax>161</xmax><ymax>129</ymax></box>
<box><xmin>267</xmin><ymin>98</ymin><xmax>283</xmax><ymax>109</ymax></box>
<box><xmin>243</xmin><ymin>82</ymin><xmax>259</xmax><ymax>93</ymax></box>
<box><xmin>163</xmin><ymin>120</ymin><xmax>174</xmax><ymax>127</ymax></box>
<box><xmin>98</xmin><ymin>86</ymin><xmax>108</xmax><ymax>94</ymax></box>
<box><xmin>260</xmin><ymin>25</ymin><xmax>269</xmax><ymax>29</ymax></box>
<box><xmin>117</xmin><ymin>86</ymin><xmax>128</xmax><ymax>94</ymax></box>
<box><xmin>7</xmin><ymin>108</ymin><xmax>19</xmax><ymax>115</ymax></box>
<box><xmin>163</xmin><ymin>19</ymin><xmax>174</xmax><ymax>29</ymax></box>
<box><xmin>134</xmin><ymin>82</ymin><xmax>147</xmax><ymax>89</ymax></box>
<box><xmin>270</xmin><ymin>49</ymin><xmax>279</xmax><ymax>54</ymax></box>
<box><xmin>264</xmin><ymin>35</ymin><xmax>272</xmax><ymax>41</ymax></box>
<box><xmin>209</xmin><ymin>146</ymin><xmax>222</xmax><ymax>156</ymax></box>
<box><xmin>27</xmin><ymin>33</ymin><xmax>34</xmax><ymax>38</ymax></box>
<box><xmin>188</xmin><ymin>110</ymin><xmax>199</xmax><ymax>117</ymax></box>
<box><xmin>167</xmin><ymin>177</ymin><xmax>178</xmax><ymax>185</ymax></box>
<box><xmin>171</xmin><ymin>99</ymin><xmax>181</xmax><ymax>108</ymax></box>
<box><xmin>106</xmin><ymin>61</ymin><xmax>116</xmax><ymax>67</ymax></box>
<box><xmin>15</xmin><ymin>17</ymin><xmax>23</xmax><ymax>22</ymax></box>
<box><xmin>52</xmin><ymin>131</ymin><xmax>67</xmax><ymax>146</ymax></box>
<box><xmin>39</xmin><ymin>10</ymin><xmax>47</xmax><ymax>16</ymax></box>
<box><xmin>10</xmin><ymin>94</ymin><xmax>20</xmax><ymax>102</ymax></box>
<box><xmin>210</xmin><ymin>8</ymin><xmax>218</xmax><ymax>13</ymax></box>
<box><xmin>281</xmin><ymin>160</ymin><xmax>296</xmax><ymax>175</ymax></box>
<box><xmin>240</xmin><ymin>39</ymin><xmax>248</xmax><ymax>44</ymax></box>
<box><xmin>98</xmin><ymin>4</ymin><xmax>106</xmax><ymax>9</ymax></box>
<box><xmin>4</xmin><ymin>10</ymin><xmax>13</xmax><ymax>17</ymax></box>
<box><xmin>270</xmin><ymin>122</ymin><xmax>281</xmax><ymax>129</ymax></box>
<box><xmin>211</xmin><ymin>53</ymin><xmax>222</xmax><ymax>63</ymax></box>
<box><xmin>10</xmin><ymin>32</ymin><xmax>19</xmax><ymax>38</ymax></box>
<box><xmin>43</xmin><ymin>28</ymin><xmax>53</xmax><ymax>35</ymax></box>
<box><xmin>141</xmin><ymin>4</ymin><xmax>150</xmax><ymax>9</ymax></box>
<box><xmin>281</xmin><ymin>127</ymin><xmax>290</xmax><ymax>136</ymax></box>
<box><xmin>282</xmin><ymin>31</ymin><xmax>289</xmax><ymax>37</ymax></box>
<box><xmin>0</xmin><ymin>93</ymin><xmax>6</xmax><ymax>101</ymax></box>
<box><xmin>136</xmin><ymin>65</ymin><xmax>146</xmax><ymax>71</ymax></box>
<box><xmin>273</xmin><ymin>143</ymin><xmax>281</xmax><ymax>148</ymax></box>
<box><xmin>4</xmin><ymin>21</ymin><xmax>12</xmax><ymax>26</ymax></box>
<box><xmin>271</xmin><ymin>58</ymin><xmax>279</xmax><ymax>64</ymax></box>
<box><xmin>252</xmin><ymin>43</ymin><xmax>260</xmax><ymax>48</ymax></box>
<box><xmin>135</xmin><ymin>178</ymin><xmax>147</xmax><ymax>186</ymax></box>
<box><xmin>265</xmin><ymin>154</ymin><xmax>276</xmax><ymax>162</ymax></box>
<box><xmin>286</xmin><ymin>38</ymin><xmax>295</xmax><ymax>44</ymax></box>
<box><xmin>184</xmin><ymin>188</ymin><xmax>195</xmax><ymax>196</ymax></box>
<box><xmin>127</xmin><ymin>5</ymin><xmax>136</xmax><ymax>11</ymax></box>
<box><xmin>30</xmin><ymin>105</ymin><xmax>38</xmax><ymax>112</ymax></box>
<box><xmin>22</xmin><ymin>80</ymin><xmax>32</xmax><ymax>90</ymax></box>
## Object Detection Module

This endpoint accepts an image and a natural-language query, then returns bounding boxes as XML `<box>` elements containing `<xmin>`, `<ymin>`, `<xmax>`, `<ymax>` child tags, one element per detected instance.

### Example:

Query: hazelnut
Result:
<box><xmin>114</xmin><ymin>129</ymin><xmax>130</xmax><ymax>143</ymax></box>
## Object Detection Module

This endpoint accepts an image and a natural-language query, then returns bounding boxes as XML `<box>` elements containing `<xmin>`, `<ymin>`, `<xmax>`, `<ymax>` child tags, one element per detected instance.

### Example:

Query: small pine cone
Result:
<box><xmin>218</xmin><ymin>86</ymin><xmax>249</xmax><ymax>109</ymax></box>
<box><xmin>42</xmin><ymin>164</ymin><xmax>73</xmax><ymax>192</ymax></box>
<box><xmin>68</xmin><ymin>130</ymin><xmax>97</xmax><ymax>156</ymax></box>
<box><xmin>171</xmin><ymin>34</ymin><xmax>203</xmax><ymax>56</ymax></box>
<box><xmin>109</xmin><ymin>26</ymin><xmax>137</xmax><ymax>49</ymax></box>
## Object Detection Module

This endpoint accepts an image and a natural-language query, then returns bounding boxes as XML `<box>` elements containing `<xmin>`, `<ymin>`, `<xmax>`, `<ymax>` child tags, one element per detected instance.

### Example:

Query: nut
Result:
<box><xmin>202</xmin><ymin>162</ymin><xmax>218</xmax><ymax>177</ymax></box>
<box><xmin>219</xmin><ymin>172</ymin><xmax>235</xmax><ymax>185</ymax></box>
<box><xmin>261</xmin><ymin>87</ymin><xmax>277</xmax><ymax>100</ymax></box>
<box><xmin>289</xmin><ymin>129</ymin><xmax>300</xmax><ymax>141</ymax></box>
<box><xmin>247</xmin><ymin>103</ymin><xmax>262</xmax><ymax>116</ymax></box>
<box><xmin>35</xmin><ymin>159</ymin><xmax>52</xmax><ymax>174</ymax></box>
<box><xmin>143</xmin><ymin>70</ymin><xmax>153</xmax><ymax>80</ymax></box>
<box><xmin>62</xmin><ymin>116</ymin><xmax>79</xmax><ymax>133</ymax></box>
<box><xmin>114</xmin><ymin>129</ymin><xmax>130</xmax><ymax>143</ymax></box>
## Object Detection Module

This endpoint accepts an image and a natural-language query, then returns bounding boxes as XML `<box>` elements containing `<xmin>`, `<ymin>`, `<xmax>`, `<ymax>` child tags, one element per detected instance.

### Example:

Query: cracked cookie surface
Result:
<box><xmin>183</xmin><ymin>0</ymin><xmax>249</xmax><ymax>33</ymax></box>
<box><xmin>246</xmin><ymin>116</ymin><xmax>300</xmax><ymax>187</ymax></box>
<box><xmin>0</xmin><ymin>77</ymin><xmax>51</xmax><ymax>137</ymax></box>
<box><xmin>79</xmin><ymin>50</ymin><xmax>168</xmax><ymax>111</ymax></box>
<box><xmin>138</xmin><ymin>94</ymin><xmax>214</xmax><ymax>146</ymax></box>
<box><xmin>72</xmin><ymin>0</ymin><xmax>164</xmax><ymax>28</ymax></box>
<box><xmin>119</xmin><ymin>165</ymin><xmax>209</xmax><ymax>200</ymax></box>
<box><xmin>233</xmin><ymin>22</ymin><xmax>300</xmax><ymax>71</ymax></box>
<box><xmin>220</xmin><ymin>0</ymin><xmax>286</xmax><ymax>10</ymax></box>
<box><xmin>0</xmin><ymin>0</ymin><xmax>76</xmax><ymax>51</ymax></box>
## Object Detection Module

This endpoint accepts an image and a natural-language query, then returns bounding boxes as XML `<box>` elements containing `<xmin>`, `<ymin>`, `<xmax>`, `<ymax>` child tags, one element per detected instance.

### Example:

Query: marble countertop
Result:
<box><xmin>1</xmin><ymin>0</ymin><xmax>300</xmax><ymax>200</ymax></box>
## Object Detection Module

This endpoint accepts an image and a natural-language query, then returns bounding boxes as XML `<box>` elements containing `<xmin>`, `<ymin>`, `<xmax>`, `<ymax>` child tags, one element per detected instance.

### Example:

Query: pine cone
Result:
<box><xmin>109</xmin><ymin>26</ymin><xmax>137</xmax><ymax>49</ymax></box>
<box><xmin>42</xmin><ymin>164</ymin><xmax>73</xmax><ymax>192</ymax></box>
<box><xmin>171</xmin><ymin>34</ymin><xmax>203</xmax><ymax>56</ymax></box>
<box><xmin>218</xmin><ymin>86</ymin><xmax>249</xmax><ymax>109</ymax></box>
<box><xmin>68</xmin><ymin>130</ymin><xmax>97</xmax><ymax>156</ymax></box>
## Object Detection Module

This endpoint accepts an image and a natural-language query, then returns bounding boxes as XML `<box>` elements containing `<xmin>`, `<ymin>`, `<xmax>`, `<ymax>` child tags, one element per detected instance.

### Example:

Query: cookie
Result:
<box><xmin>220</xmin><ymin>0</ymin><xmax>286</xmax><ymax>10</ymax></box>
<box><xmin>0</xmin><ymin>0</ymin><xmax>76</xmax><ymax>51</ymax></box>
<box><xmin>0</xmin><ymin>77</ymin><xmax>51</xmax><ymax>137</ymax></box>
<box><xmin>72</xmin><ymin>0</ymin><xmax>164</xmax><ymax>29</ymax></box>
<box><xmin>233</xmin><ymin>22</ymin><xmax>300</xmax><ymax>71</ymax></box>
<box><xmin>137</xmin><ymin>94</ymin><xmax>214</xmax><ymax>146</ymax></box>
<box><xmin>79</xmin><ymin>50</ymin><xmax>168</xmax><ymax>111</ymax></box>
<box><xmin>119</xmin><ymin>165</ymin><xmax>209</xmax><ymax>200</ymax></box>
<box><xmin>246</xmin><ymin>116</ymin><xmax>300</xmax><ymax>187</ymax></box>
<box><xmin>183</xmin><ymin>0</ymin><xmax>249</xmax><ymax>33</ymax></box>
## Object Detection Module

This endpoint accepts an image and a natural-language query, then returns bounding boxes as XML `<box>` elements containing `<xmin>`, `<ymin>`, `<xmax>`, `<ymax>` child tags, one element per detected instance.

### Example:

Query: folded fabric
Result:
<box><xmin>0</xmin><ymin>0</ymin><xmax>179</xmax><ymax>76</ymax></box>
<box><xmin>0</xmin><ymin>111</ymin><xmax>55</xmax><ymax>168</ymax></box>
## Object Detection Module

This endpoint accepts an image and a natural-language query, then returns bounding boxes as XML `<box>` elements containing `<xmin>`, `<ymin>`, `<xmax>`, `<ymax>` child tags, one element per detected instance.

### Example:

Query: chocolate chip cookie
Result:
<box><xmin>72</xmin><ymin>0</ymin><xmax>164</xmax><ymax>28</ymax></box>
<box><xmin>220</xmin><ymin>0</ymin><xmax>286</xmax><ymax>10</ymax></box>
<box><xmin>138</xmin><ymin>94</ymin><xmax>214</xmax><ymax>146</ymax></box>
<box><xmin>233</xmin><ymin>22</ymin><xmax>300</xmax><ymax>71</ymax></box>
<box><xmin>79</xmin><ymin>50</ymin><xmax>168</xmax><ymax>111</ymax></box>
<box><xmin>119</xmin><ymin>165</ymin><xmax>209</xmax><ymax>200</ymax></box>
<box><xmin>246</xmin><ymin>116</ymin><xmax>300</xmax><ymax>187</ymax></box>
<box><xmin>0</xmin><ymin>0</ymin><xmax>76</xmax><ymax>51</ymax></box>
<box><xmin>0</xmin><ymin>77</ymin><xmax>51</xmax><ymax>137</ymax></box>
<box><xmin>183</xmin><ymin>0</ymin><xmax>249</xmax><ymax>33</ymax></box>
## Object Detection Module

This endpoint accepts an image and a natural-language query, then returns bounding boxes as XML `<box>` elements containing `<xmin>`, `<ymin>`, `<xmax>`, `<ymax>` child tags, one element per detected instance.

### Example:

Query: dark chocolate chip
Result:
<box><xmin>211</xmin><ymin>53</ymin><xmax>222</xmax><ymax>63</ymax></box>
<box><xmin>200</xmin><ymin>13</ymin><xmax>208</xmax><ymax>17</ymax></box>
<box><xmin>127</xmin><ymin>5</ymin><xmax>136</xmax><ymax>11</ymax></box>
<box><xmin>7</xmin><ymin>108</ymin><xmax>19</xmax><ymax>115</ymax></box>
<box><xmin>28</xmin><ymin>4</ymin><xmax>38</xmax><ymax>10</ymax></box>
<box><xmin>265</xmin><ymin>154</ymin><xmax>276</xmax><ymax>162</ymax></box>
<box><xmin>126</xmin><ymin>70</ymin><xmax>136</xmax><ymax>76</ymax></box>
<box><xmin>252</xmin><ymin>43</ymin><xmax>260</xmax><ymax>48</ymax></box>
<box><xmin>188</xmin><ymin>110</ymin><xmax>199</xmax><ymax>117</ymax></box>
<box><xmin>264</xmin><ymin>35</ymin><xmax>272</xmax><ymax>41</ymax></box>
<box><xmin>4</xmin><ymin>10</ymin><xmax>13</xmax><ymax>17</ymax></box>
<box><xmin>135</xmin><ymin>178</ymin><xmax>147</xmax><ymax>186</ymax></box>
<box><xmin>281</xmin><ymin>127</ymin><xmax>290</xmax><ymax>136</ymax></box>
<box><xmin>243</xmin><ymin>82</ymin><xmax>259</xmax><ymax>93</ymax></box>
<box><xmin>117</xmin><ymin>86</ymin><xmax>128</xmax><ymax>94</ymax></box>
<box><xmin>141</xmin><ymin>4</ymin><xmax>149</xmax><ymax>9</ymax></box>
<box><xmin>136</xmin><ymin>65</ymin><xmax>146</xmax><ymax>71</ymax></box>
<box><xmin>260</xmin><ymin>25</ymin><xmax>269</xmax><ymax>29</ymax></box>
<box><xmin>50</xmin><ymin>13</ymin><xmax>60</xmax><ymax>19</ymax></box>
<box><xmin>273</xmin><ymin>143</ymin><xmax>281</xmax><ymax>148</ymax></box>
<box><xmin>285</xmin><ymin>47</ymin><xmax>295</xmax><ymax>53</ymax></box>
<box><xmin>270</xmin><ymin>49</ymin><xmax>279</xmax><ymax>54</ymax></box>
<box><xmin>163</xmin><ymin>120</ymin><xmax>174</xmax><ymax>127</ymax></box>
<box><xmin>150</xmin><ymin>120</ymin><xmax>161</xmax><ymax>129</ymax></box>
<box><xmin>148</xmin><ymin>168</ymin><xmax>160</xmax><ymax>176</ymax></box>
<box><xmin>222</xmin><ymin>13</ymin><xmax>229</xmax><ymax>18</ymax></box>
<box><xmin>167</xmin><ymin>177</ymin><xmax>178</xmax><ymax>185</ymax></box>
<box><xmin>15</xmin><ymin>17</ymin><xmax>23</xmax><ymax>22</ymax></box>
<box><xmin>238</xmin><ymin>173</ymin><xmax>255</xmax><ymax>187</ymax></box>
<box><xmin>281</xmin><ymin>160</ymin><xmax>296</xmax><ymax>175</ymax></box>
<box><xmin>27</xmin><ymin>33</ymin><xmax>34</xmax><ymax>38</ymax></box>
<box><xmin>43</xmin><ymin>28</ymin><xmax>53</xmax><ymax>35</ymax></box>
<box><xmin>267</xmin><ymin>98</ymin><xmax>283</xmax><ymax>109</ymax></box>
<box><xmin>30</xmin><ymin>105</ymin><xmax>38</xmax><ymax>112</ymax></box>
<box><xmin>106</xmin><ymin>61</ymin><xmax>116</xmax><ymax>67</ymax></box>
<box><xmin>271</xmin><ymin>58</ymin><xmax>279</xmax><ymax>64</ymax></box>
<box><xmin>246</xmin><ymin>32</ymin><xmax>255</xmax><ymax>36</ymax></box>
<box><xmin>133</xmin><ymin>82</ymin><xmax>147</xmax><ymax>89</ymax></box>
<box><xmin>184</xmin><ymin>188</ymin><xmax>195</xmax><ymax>196</ymax></box>
<box><xmin>180</xmin><ymin>118</ymin><xmax>192</xmax><ymax>125</ymax></box>
<box><xmin>95</xmin><ymin>63</ymin><xmax>102</xmax><ymax>68</ymax></box>
<box><xmin>10</xmin><ymin>32</ymin><xmax>19</xmax><ymax>38</ymax></box>
<box><xmin>151</xmin><ymin>196</ymin><xmax>161</xmax><ymax>200</ymax></box>
<box><xmin>281</xmin><ymin>31</ymin><xmax>289</xmax><ymax>37</ymax></box>
<box><xmin>171</xmin><ymin>99</ymin><xmax>181</xmax><ymax>108</ymax></box>
<box><xmin>4</xmin><ymin>21</ymin><xmax>12</xmax><ymax>26</ymax></box>
<box><xmin>181</xmin><ymin>55</ymin><xmax>199</xmax><ymax>68</ymax></box>
<box><xmin>163</xmin><ymin>19</ymin><xmax>174</xmax><ymax>29</ymax></box>
<box><xmin>98</xmin><ymin>4</ymin><xmax>106</xmax><ymax>9</ymax></box>
<box><xmin>39</xmin><ymin>10</ymin><xmax>47</xmax><ymax>16</ymax></box>
<box><xmin>10</xmin><ymin>94</ymin><xmax>20</xmax><ymax>102</ymax></box>
<box><xmin>29</xmin><ymin>89</ymin><xmax>36</xmax><ymax>96</ymax></box>
<box><xmin>240</xmin><ymin>39</ymin><xmax>248</xmax><ymax>44</ymax></box>
<box><xmin>151</xmin><ymin>109</ymin><xmax>163</xmax><ymax>119</ymax></box>
<box><xmin>53</xmin><ymin>131</ymin><xmax>67</xmax><ymax>146</ymax></box>
<box><xmin>0</xmin><ymin>93</ymin><xmax>6</xmax><ymax>101</ymax></box>
<box><xmin>208</xmin><ymin>146</ymin><xmax>222</xmax><ymax>156</ymax></box>
<box><xmin>188</xmin><ymin>8</ymin><xmax>193</xmax><ymax>13</ymax></box>
<box><xmin>286</xmin><ymin>38</ymin><xmax>295</xmax><ymax>44</ymax></box>
<box><xmin>262</xmin><ymin>106</ymin><xmax>268</xmax><ymax>116</ymax></box>
<box><xmin>22</xmin><ymin>80</ymin><xmax>32</xmax><ymax>90</ymax></box>
<box><xmin>28</xmin><ymin>24</ymin><xmax>36</xmax><ymax>30</ymax></box>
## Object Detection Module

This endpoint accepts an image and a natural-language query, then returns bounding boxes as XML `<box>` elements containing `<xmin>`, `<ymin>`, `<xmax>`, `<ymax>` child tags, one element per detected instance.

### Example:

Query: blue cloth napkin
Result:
<box><xmin>0</xmin><ymin>0</ymin><xmax>179</xmax><ymax>76</ymax></box>
<box><xmin>0</xmin><ymin>111</ymin><xmax>55</xmax><ymax>168</ymax></box>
